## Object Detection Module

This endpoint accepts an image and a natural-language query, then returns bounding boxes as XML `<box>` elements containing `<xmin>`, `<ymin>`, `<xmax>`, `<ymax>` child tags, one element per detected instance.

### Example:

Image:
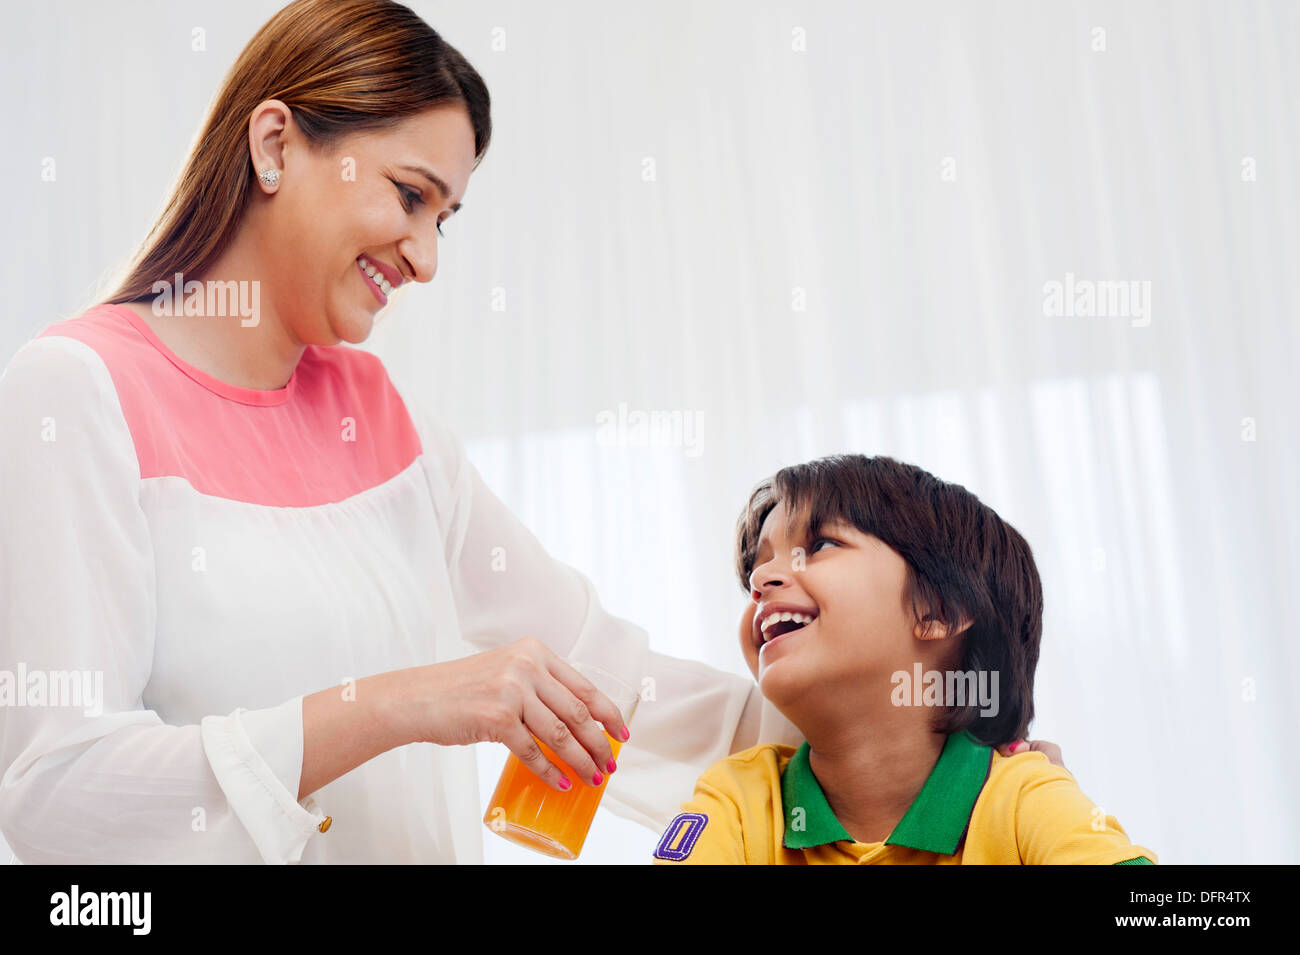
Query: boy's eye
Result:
<box><xmin>810</xmin><ymin>537</ymin><xmax>839</xmax><ymax>553</ymax></box>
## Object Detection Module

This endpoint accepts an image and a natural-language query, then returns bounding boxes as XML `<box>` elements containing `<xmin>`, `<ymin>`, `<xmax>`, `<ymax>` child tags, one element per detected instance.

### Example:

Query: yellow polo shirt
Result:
<box><xmin>652</xmin><ymin>731</ymin><xmax>1157</xmax><ymax>864</ymax></box>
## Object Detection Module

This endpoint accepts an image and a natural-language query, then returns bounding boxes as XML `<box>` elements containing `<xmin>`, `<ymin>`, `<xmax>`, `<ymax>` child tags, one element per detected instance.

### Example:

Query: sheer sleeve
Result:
<box><xmin>0</xmin><ymin>336</ymin><xmax>327</xmax><ymax>863</ymax></box>
<box><xmin>398</xmin><ymin>385</ymin><xmax>801</xmax><ymax>831</ymax></box>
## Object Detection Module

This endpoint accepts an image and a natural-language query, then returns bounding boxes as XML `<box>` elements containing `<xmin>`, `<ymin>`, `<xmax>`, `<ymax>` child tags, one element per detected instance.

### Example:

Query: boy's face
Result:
<box><xmin>739</xmin><ymin>499</ymin><xmax>954</xmax><ymax>713</ymax></box>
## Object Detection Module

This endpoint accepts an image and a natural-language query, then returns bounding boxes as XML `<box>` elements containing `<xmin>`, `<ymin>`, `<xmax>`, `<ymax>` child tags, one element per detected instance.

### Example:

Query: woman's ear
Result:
<box><xmin>248</xmin><ymin>99</ymin><xmax>291</xmax><ymax>191</ymax></box>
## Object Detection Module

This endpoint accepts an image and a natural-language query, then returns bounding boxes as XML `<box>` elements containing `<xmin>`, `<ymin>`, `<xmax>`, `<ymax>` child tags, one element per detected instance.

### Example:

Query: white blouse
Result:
<box><xmin>0</xmin><ymin>303</ymin><xmax>798</xmax><ymax>864</ymax></box>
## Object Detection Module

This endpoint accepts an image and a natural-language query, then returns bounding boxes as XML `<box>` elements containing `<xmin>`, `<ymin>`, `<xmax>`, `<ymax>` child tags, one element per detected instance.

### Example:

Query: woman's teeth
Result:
<box><xmin>358</xmin><ymin>256</ymin><xmax>394</xmax><ymax>296</ymax></box>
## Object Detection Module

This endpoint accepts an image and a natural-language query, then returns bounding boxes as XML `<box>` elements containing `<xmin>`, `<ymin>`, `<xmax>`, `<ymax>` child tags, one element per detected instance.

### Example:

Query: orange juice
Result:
<box><xmin>484</xmin><ymin>734</ymin><xmax>623</xmax><ymax>860</ymax></box>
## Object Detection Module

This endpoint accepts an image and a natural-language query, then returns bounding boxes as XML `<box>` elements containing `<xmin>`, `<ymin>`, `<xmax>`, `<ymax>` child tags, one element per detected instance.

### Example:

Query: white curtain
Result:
<box><xmin>2</xmin><ymin>0</ymin><xmax>1294</xmax><ymax>864</ymax></box>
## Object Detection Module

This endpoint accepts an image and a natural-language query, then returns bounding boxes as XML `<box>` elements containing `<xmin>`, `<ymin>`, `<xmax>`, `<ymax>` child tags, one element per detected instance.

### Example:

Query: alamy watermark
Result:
<box><xmin>596</xmin><ymin>402</ymin><xmax>703</xmax><ymax>457</ymax></box>
<box><xmin>151</xmin><ymin>272</ymin><xmax>261</xmax><ymax>327</ymax></box>
<box><xmin>50</xmin><ymin>885</ymin><xmax>150</xmax><ymax>935</ymax></box>
<box><xmin>0</xmin><ymin>663</ymin><xmax>103</xmax><ymax>717</ymax></box>
<box><xmin>1042</xmin><ymin>272</ymin><xmax>1151</xmax><ymax>327</ymax></box>
<box><xmin>890</xmin><ymin>663</ymin><xmax>999</xmax><ymax>717</ymax></box>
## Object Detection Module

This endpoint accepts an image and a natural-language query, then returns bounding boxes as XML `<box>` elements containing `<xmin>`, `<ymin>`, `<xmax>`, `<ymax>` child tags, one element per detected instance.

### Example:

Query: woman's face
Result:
<box><xmin>252</xmin><ymin>101</ymin><xmax>477</xmax><ymax>346</ymax></box>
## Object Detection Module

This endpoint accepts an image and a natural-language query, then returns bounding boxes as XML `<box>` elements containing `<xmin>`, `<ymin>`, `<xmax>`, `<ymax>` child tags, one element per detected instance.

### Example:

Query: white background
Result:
<box><xmin>2</xmin><ymin>0</ymin><xmax>1296</xmax><ymax>864</ymax></box>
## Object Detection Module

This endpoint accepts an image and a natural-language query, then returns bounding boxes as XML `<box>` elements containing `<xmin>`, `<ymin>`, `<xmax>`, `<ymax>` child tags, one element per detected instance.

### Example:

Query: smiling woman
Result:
<box><xmin>0</xmin><ymin>0</ymin><xmax>793</xmax><ymax>865</ymax></box>
<box><xmin>99</xmin><ymin>0</ymin><xmax>488</xmax><ymax>384</ymax></box>
<box><xmin>108</xmin><ymin>0</ymin><xmax>489</xmax><ymax>298</ymax></box>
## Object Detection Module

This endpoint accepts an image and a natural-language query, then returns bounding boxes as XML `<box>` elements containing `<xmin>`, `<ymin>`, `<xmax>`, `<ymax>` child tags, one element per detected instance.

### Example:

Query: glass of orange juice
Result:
<box><xmin>483</xmin><ymin>663</ymin><xmax>639</xmax><ymax>860</ymax></box>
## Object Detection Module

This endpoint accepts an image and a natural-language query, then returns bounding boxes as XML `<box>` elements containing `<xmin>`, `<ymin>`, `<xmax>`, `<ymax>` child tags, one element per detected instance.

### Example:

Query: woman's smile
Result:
<box><xmin>356</xmin><ymin>255</ymin><xmax>397</xmax><ymax>305</ymax></box>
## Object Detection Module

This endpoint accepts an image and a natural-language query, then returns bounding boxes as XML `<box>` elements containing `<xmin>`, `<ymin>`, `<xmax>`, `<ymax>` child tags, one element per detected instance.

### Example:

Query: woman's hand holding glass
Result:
<box><xmin>386</xmin><ymin>636</ymin><xmax>629</xmax><ymax>790</ymax></box>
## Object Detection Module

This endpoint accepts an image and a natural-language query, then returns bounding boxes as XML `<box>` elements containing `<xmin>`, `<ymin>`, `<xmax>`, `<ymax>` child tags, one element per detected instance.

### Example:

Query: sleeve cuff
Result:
<box><xmin>200</xmin><ymin>696</ymin><xmax>328</xmax><ymax>864</ymax></box>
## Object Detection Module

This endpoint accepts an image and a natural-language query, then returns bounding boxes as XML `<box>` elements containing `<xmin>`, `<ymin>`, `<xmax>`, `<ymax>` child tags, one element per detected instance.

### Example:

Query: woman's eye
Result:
<box><xmin>389</xmin><ymin>178</ymin><xmax>447</xmax><ymax>235</ymax></box>
<box><xmin>810</xmin><ymin>538</ymin><xmax>838</xmax><ymax>553</ymax></box>
<box><xmin>394</xmin><ymin>182</ymin><xmax>424</xmax><ymax>213</ymax></box>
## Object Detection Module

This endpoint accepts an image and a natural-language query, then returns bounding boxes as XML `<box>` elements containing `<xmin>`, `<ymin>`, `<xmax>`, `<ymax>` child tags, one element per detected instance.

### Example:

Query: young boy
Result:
<box><xmin>653</xmin><ymin>454</ymin><xmax>1156</xmax><ymax>865</ymax></box>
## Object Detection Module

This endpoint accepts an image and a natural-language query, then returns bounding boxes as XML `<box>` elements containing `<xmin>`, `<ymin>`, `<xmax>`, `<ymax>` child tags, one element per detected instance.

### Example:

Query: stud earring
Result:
<box><xmin>258</xmin><ymin>168</ymin><xmax>281</xmax><ymax>187</ymax></box>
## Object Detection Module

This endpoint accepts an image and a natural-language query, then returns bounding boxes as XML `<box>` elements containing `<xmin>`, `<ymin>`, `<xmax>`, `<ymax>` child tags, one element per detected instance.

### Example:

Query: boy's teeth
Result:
<box><xmin>760</xmin><ymin>611</ymin><xmax>813</xmax><ymax>633</ymax></box>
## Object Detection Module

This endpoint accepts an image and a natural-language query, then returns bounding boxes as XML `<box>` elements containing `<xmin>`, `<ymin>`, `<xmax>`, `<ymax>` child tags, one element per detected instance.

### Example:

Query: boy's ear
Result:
<box><xmin>913</xmin><ymin>612</ymin><xmax>974</xmax><ymax>642</ymax></box>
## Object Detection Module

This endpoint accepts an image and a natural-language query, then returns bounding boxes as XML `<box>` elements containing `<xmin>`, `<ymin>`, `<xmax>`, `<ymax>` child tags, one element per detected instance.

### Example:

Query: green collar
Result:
<box><xmin>781</xmin><ymin>731</ymin><xmax>993</xmax><ymax>854</ymax></box>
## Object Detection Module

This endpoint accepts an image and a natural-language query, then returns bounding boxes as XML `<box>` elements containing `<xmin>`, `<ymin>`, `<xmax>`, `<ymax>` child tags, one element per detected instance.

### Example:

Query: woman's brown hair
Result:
<box><xmin>735</xmin><ymin>454</ymin><xmax>1044</xmax><ymax>744</ymax></box>
<box><xmin>98</xmin><ymin>0</ymin><xmax>490</xmax><ymax>308</ymax></box>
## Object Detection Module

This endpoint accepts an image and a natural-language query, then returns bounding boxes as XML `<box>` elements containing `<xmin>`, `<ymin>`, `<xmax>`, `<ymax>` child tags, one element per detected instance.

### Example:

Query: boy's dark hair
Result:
<box><xmin>734</xmin><ymin>454</ymin><xmax>1042</xmax><ymax>744</ymax></box>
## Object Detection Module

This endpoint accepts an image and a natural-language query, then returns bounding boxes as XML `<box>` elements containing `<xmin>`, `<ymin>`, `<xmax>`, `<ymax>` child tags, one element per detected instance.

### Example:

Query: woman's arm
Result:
<box><xmin>298</xmin><ymin>671</ymin><xmax>408</xmax><ymax>801</ymax></box>
<box><xmin>299</xmin><ymin>638</ymin><xmax>631</xmax><ymax>799</ymax></box>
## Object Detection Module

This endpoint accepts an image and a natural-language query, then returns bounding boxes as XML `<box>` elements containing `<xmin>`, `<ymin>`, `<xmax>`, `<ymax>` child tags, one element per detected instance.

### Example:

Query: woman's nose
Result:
<box><xmin>400</xmin><ymin>228</ymin><xmax>439</xmax><ymax>284</ymax></box>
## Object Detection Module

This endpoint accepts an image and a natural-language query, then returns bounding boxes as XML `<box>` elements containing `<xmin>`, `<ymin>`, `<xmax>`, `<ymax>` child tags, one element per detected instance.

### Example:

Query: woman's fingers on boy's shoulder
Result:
<box><xmin>1028</xmin><ymin>739</ymin><xmax>1066</xmax><ymax>769</ymax></box>
<box><xmin>996</xmin><ymin>738</ymin><xmax>1067</xmax><ymax>769</ymax></box>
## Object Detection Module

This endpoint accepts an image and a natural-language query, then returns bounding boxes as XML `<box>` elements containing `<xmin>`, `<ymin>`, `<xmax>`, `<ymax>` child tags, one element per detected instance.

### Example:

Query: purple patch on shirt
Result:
<box><xmin>654</xmin><ymin>812</ymin><xmax>709</xmax><ymax>861</ymax></box>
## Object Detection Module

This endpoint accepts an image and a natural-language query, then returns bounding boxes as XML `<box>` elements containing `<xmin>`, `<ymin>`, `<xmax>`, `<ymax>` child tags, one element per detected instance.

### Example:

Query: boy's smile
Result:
<box><xmin>753</xmin><ymin>602</ymin><xmax>819</xmax><ymax>655</ymax></box>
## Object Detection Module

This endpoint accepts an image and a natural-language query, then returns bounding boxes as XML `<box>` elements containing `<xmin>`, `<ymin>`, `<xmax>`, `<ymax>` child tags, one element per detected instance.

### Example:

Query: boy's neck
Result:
<box><xmin>802</xmin><ymin>714</ymin><xmax>948</xmax><ymax>846</ymax></box>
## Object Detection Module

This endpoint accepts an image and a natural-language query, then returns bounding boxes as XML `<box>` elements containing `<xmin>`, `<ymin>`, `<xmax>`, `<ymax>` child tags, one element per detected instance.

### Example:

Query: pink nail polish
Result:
<box><xmin>558</xmin><ymin>776</ymin><xmax>571</xmax><ymax>791</ymax></box>
<box><xmin>1011</xmin><ymin>741</ymin><xmax>1026</xmax><ymax>753</ymax></box>
<box><xmin>621</xmin><ymin>727</ymin><xmax>630</xmax><ymax>741</ymax></box>
<box><xmin>592</xmin><ymin>772</ymin><xmax>604</xmax><ymax>786</ymax></box>
<box><xmin>606</xmin><ymin>758</ymin><xmax>617</xmax><ymax>774</ymax></box>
